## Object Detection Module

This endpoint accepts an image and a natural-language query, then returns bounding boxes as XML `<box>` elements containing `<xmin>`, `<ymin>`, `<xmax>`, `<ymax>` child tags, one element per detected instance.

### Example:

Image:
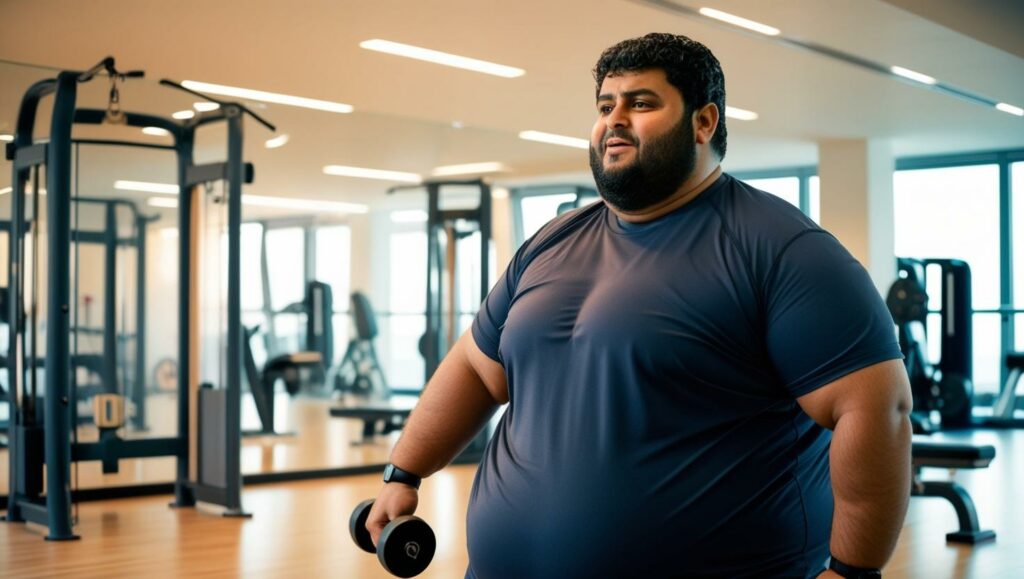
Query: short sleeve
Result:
<box><xmin>471</xmin><ymin>239</ymin><xmax>532</xmax><ymax>364</ymax></box>
<box><xmin>764</xmin><ymin>230</ymin><xmax>903</xmax><ymax>397</ymax></box>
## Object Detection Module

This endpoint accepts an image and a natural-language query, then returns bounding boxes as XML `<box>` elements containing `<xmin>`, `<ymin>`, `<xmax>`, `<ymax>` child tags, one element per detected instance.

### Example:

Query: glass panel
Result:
<box><xmin>520</xmin><ymin>194</ymin><xmax>575</xmax><ymax>242</ymax></box>
<box><xmin>974</xmin><ymin>314</ymin><xmax>1001</xmax><ymax>394</ymax></box>
<box><xmin>894</xmin><ymin>165</ymin><xmax>1001</xmax><ymax>310</ymax></box>
<box><xmin>240</xmin><ymin>222</ymin><xmax>263</xmax><ymax>311</ymax></box>
<box><xmin>742</xmin><ymin>177</ymin><xmax>800</xmax><ymax>209</ymax></box>
<box><xmin>265</xmin><ymin>227</ymin><xmax>305</xmax><ymax>311</ymax></box>
<box><xmin>808</xmin><ymin>176</ymin><xmax>820</xmax><ymax>224</ymax></box>
<box><xmin>384</xmin><ymin>313</ymin><xmax>426</xmax><ymax>389</ymax></box>
<box><xmin>315</xmin><ymin>224</ymin><xmax>352</xmax><ymax>309</ymax></box>
<box><xmin>389</xmin><ymin>231</ymin><xmax>426</xmax><ymax>313</ymax></box>
<box><xmin>1012</xmin><ymin>162</ymin><xmax>1024</xmax><ymax>310</ymax></box>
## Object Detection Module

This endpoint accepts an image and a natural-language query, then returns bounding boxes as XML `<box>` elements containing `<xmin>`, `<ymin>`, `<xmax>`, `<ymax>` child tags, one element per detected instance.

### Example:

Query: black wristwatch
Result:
<box><xmin>382</xmin><ymin>463</ymin><xmax>422</xmax><ymax>489</ymax></box>
<box><xmin>829</xmin><ymin>556</ymin><xmax>881</xmax><ymax>578</ymax></box>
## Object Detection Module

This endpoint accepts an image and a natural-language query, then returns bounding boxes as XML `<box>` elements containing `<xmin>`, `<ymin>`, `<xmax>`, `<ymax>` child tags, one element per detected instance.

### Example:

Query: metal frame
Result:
<box><xmin>3</xmin><ymin>59</ymin><xmax>269</xmax><ymax>539</ymax></box>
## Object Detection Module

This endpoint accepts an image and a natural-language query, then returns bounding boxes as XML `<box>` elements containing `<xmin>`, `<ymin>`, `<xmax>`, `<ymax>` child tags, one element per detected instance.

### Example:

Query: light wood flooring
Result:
<box><xmin>2</xmin><ymin>406</ymin><xmax>1024</xmax><ymax>578</ymax></box>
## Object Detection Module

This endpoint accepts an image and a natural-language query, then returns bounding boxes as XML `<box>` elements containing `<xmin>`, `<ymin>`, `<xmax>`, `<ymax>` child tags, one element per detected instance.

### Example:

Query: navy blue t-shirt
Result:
<box><xmin>467</xmin><ymin>173</ymin><xmax>902</xmax><ymax>578</ymax></box>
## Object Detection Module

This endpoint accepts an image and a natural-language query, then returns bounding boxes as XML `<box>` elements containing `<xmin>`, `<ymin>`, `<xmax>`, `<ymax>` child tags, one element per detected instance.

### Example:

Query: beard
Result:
<box><xmin>589</xmin><ymin>113</ymin><xmax>697</xmax><ymax>212</ymax></box>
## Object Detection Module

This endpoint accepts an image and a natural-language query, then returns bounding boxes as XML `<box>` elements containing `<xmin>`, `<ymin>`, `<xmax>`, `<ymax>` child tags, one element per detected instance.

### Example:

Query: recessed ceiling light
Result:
<box><xmin>243</xmin><ymin>195</ymin><xmax>368</xmax><ymax>214</ymax></box>
<box><xmin>172</xmin><ymin>110</ymin><xmax>196</xmax><ymax>120</ymax></box>
<box><xmin>115</xmin><ymin>180</ymin><xmax>179</xmax><ymax>194</ymax></box>
<box><xmin>518</xmin><ymin>130</ymin><xmax>589</xmax><ymax>149</ymax></box>
<box><xmin>725</xmin><ymin>106</ymin><xmax>758</xmax><ymax>121</ymax></box>
<box><xmin>265</xmin><ymin>134</ymin><xmax>290</xmax><ymax>149</ymax></box>
<box><xmin>431</xmin><ymin>162</ymin><xmax>509</xmax><ymax>177</ymax></box>
<box><xmin>360</xmin><ymin>39</ymin><xmax>525</xmax><ymax>78</ymax></box>
<box><xmin>183</xmin><ymin>81</ymin><xmax>354</xmax><ymax>114</ymax></box>
<box><xmin>142</xmin><ymin>127</ymin><xmax>171</xmax><ymax>137</ymax></box>
<box><xmin>699</xmin><ymin>7</ymin><xmax>780</xmax><ymax>36</ymax></box>
<box><xmin>148</xmin><ymin>197</ymin><xmax>179</xmax><ymax>208</ymax></box>
<box><xmin>391</xmin><ymin>209</ymin><xmax>429</xmax><ymax>223</ymax></box>
<box><xmin>0</xmin><ymin>134</ymin><xmax>13</xmax><ymax>142</ymax></box>
<box><xmin>890</xmin><ymin>66</ymin><xmax>937</xmax><ymax>85</ymax></box>
<box><xmin>323</xmin><ymin>165</ymin><xmax>423</xmax><ymax>183</ymax></box>
<box><xmin>996</xmin><ymin>102</ymin><xmax>1024</xmax><ymax>117</ymax></box>
<box><xmin>193</xmin><ymin>102</ymin><xmax>221</xmax><ymax>112</ymax></box>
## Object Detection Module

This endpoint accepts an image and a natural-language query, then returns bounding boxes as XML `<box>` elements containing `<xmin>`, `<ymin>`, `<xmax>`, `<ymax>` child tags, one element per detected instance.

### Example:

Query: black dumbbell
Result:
<box><xmin>349</xmin><ymin>498</ymin><xmax>436</xmax><ymax>578</ymax></box>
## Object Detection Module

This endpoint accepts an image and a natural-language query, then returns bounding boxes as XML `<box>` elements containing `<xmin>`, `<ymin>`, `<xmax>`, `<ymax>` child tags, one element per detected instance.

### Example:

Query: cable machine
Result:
<box><xmin>3</xmin><ymin>57</ymin><xmax>274</xmax><ymax>539</ymax></box>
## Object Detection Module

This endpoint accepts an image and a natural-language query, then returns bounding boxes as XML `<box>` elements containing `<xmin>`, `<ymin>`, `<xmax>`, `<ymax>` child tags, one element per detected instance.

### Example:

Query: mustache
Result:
<box><xmin>602</xmin><ymin>129</ymin><xmax>637</xmax><ymax>150</ymax></box>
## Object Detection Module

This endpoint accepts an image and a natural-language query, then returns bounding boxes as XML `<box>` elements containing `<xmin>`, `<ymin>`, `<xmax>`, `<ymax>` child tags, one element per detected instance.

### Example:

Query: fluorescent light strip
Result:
<box><xmin>890</xmin><ymin>66</ymin><xmax>936</xmax><ymax>85</ymax></box>
<box><xmin>360</xmin><ymin>39</ymin><xmax>525</xmax><ymax>78</ymax></box>
<box><xmin>142</xmin><ymin>127</ymin><xmax>171</xmax><ymax>137</ymax></box>
<box><xmin>265</xmin><ymin>134</ymin><xmax>290</xmax><ymax>149</ymax></box>
<box><xmin>183</xmin><ymin>81</ymin><xmax>353</xmax><ymax>114</ymax></box>
<box><xmin>519</xmin><ymin>130</ymin><xmax>589</xmax><ymax>150</ymax></box>
<box><xmin>115</xmin><ymin>180</ymin><xmax>180</xmax><ymax>194</ymax></box>
<box><xmin>996</xmin><ymin>103</ymin><xmax>1024</xmax><ymax>117</ymax></box>
<box><xmin>0</xmin><ymin>134</ymin><xmax>13</xmax><ymax>142</ymax></box>
<box><xmin>390</xmin><ymin>209</ymin><xmax>428</xmax><ymax>223</ymax></box>
<box><xmin>146</xmin><ymin>194</ymin><xmax>369</xmax><ymax>214</ymax></box>
<box><xmin>0</xmin><ymin>187</ymin><xmax>11</xmax><ymax>195</ymax></box>
<box><xmin>193</xmin><ymin>102</ymin><xmax>220</xmax><ymax>112</ymax></box>
<box><xmin>725</xmin><ymin>106</ymin><xmax>758</xmax><ymax>121</ymax></box>
<box><xmin>172</xmin><ymin>110</ymin><xmax>195</xmax><ymax>120</ymax></box>
<box><xmin>0</xmin><ymin>186</ymin><xmax>46</xmax><ymax>195</ymax></box>
<box><xmin>244</xmin><ymin>195</ymin><xmax>368</xmax><ymax>214</ymax></box>
<box><xmin>431</xmin><ymin>162</ymin><xmax>509</xmax><ymax>177</ymax></box>
<box><xmin>323</xmin><ymin>165</ymin><xmax>422</xmax><ymax>183</ymax></box>
<box><xmin>699</xmin><ymin>7</ymin><xmax>780</xmax><ymax>36</ymax></box>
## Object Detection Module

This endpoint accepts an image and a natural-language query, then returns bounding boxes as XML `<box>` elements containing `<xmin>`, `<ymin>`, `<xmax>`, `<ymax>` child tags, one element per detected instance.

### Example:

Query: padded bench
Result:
<box><xmin>911</xmin><ymin>441</ymin><xmax>996</xmax><ymax>543</ymax></box>
<box><xmin>330</xmin><ymin>397</ymin><xmax>417</xmax><ymax>445</ymax></box>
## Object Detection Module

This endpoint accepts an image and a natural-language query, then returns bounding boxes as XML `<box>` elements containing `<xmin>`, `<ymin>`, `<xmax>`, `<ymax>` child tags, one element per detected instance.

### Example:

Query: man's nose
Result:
<box><xmin>605</xmin><ymin>103</ymin><xmax>629</xmax><ymax>128</ymax></box>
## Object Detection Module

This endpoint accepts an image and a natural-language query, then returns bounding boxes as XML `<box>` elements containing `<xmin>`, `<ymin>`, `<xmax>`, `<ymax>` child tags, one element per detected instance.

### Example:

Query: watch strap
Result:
<box><xmin>829</xmin><ymin>556</ymin><xmax>882</xmax><ymax>578</ymax></box>
<box><xmin>383</xmin><ymin>463</ymin><xmax>422</xmax><ymax>489</ymax></box>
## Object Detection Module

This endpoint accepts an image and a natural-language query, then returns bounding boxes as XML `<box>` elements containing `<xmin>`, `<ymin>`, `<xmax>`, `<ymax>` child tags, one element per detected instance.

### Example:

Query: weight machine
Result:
<box><xmin>3</xmin><ymin>57</ymin><xmax>275</xmax><ymax>539</ymax></box>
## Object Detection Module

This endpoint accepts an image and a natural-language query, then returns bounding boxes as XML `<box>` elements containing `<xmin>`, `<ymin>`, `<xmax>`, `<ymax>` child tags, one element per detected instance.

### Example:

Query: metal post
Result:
<box><xmin>103</xmin><ymin>203</ymin><xmax>117</xmax><ymax>396</ymax></box>
<box><xmin>42</xmin><ymin>71</ymin><xmax>79</xmax><ymax>541</ymax></box>
<box><xmin>224</xmin><ymin>107</ymin><xmax>245</xmax><ymax>514</ymax></box>
<box><xmin>173</xmin><ymin>127</ymin><xmax>195</xmax><ymax>508</ymax></box>
<box><xmin>133</xmin><ymin>213</ymin><xmax>148</xmax><ymax>429</ymax></box>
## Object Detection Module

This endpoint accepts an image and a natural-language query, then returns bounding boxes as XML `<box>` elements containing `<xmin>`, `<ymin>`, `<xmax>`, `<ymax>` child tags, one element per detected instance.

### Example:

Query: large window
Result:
<box><xmin>894</xmin><ymin>163</ymin><xmax>1003</xmax><ymax>394</ymax></box>
<box><xmin>733</xmin><ymin>167</ymin><xmax>818</xmax><ymax>223</ymax></box>
<box><xmin>386</xmin><ymin>230</ymin><xmax>428</xmax><ymax>388</ymax></box>
<box><xmin>1013</xmin><ymin>162</ymin><xmax>1024</xmax><ymax>352</ymax></box>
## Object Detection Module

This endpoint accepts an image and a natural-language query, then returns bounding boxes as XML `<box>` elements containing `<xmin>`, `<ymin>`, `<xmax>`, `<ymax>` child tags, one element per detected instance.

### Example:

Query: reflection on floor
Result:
<box><xmin>0</xmin><ymin>391</ymin><xmax>404</xmax><ymax>494</ymax></box>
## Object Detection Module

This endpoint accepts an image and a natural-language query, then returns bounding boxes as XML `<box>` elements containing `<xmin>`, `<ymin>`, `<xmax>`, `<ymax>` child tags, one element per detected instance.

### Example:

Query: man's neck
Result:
<box><xmin>612</xmin><ymin>163</ymin><xmax>722</xmax><ymax>224</ymax></box>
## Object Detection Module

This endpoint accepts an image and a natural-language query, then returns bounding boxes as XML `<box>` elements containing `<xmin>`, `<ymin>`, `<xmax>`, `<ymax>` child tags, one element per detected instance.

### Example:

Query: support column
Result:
<box><xmin>817</xmin><ymin>139</ymin><xmax>896</xmax><ymax>295</ymax></box>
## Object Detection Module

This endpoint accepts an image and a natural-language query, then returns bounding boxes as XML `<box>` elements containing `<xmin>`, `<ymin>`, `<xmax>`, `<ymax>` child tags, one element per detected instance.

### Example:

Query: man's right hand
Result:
<box><xmin>366</xmin><ymin>482</ymin><xmax>420</xmax><ymax>547</ymax></box>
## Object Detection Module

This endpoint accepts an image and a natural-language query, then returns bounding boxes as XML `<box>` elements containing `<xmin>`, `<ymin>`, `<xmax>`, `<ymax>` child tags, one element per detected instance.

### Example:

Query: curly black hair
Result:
<box><xmin>593</xmin><ymin>33</ymin><xmax>727</xmax><ymax>160</ymax></box>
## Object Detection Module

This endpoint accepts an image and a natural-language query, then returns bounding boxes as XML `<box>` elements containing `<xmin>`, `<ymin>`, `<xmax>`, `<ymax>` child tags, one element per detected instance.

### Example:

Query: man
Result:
<box><xmin>367</xmin><ymin>33</ymin><xmax>912</xmax><ymax>578</ymax></box>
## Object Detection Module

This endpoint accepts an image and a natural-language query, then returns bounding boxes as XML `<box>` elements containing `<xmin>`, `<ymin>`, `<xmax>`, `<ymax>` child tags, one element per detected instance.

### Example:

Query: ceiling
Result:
<box><xmin>0</xmin><ymin>0</ymin><xmax>1022</xmax><ymax>216</ymax></box>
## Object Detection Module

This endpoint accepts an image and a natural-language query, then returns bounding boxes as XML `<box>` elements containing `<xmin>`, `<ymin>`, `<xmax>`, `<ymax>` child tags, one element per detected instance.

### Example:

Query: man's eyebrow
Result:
<box><xmin>596</xmin><ymin>88</ymin><xmax>662</xmax><ymax>102</ymax></box>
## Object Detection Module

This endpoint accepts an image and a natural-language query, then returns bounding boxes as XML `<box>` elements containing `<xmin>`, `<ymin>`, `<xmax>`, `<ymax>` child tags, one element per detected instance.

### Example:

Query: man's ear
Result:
<box><xmin>693</xmin><ymin>103</ymin><xmax>719</xmax><ymax>146</ymax></box>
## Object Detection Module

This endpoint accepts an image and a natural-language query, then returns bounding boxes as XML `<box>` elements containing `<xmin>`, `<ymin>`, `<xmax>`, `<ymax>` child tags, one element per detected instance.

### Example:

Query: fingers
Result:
<box><xmin>365</xmin><ymin>484</ymin><xmax>420</xmax><ymax>547</ymax></box>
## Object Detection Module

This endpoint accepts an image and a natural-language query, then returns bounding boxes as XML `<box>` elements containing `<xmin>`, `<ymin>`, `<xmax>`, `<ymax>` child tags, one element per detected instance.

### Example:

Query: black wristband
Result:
<box><xmin>382</xmin><ymin>463</ymin><xmax>422</xmax><ymax>489</ymax></box>
<box><xmin>829</xmin><ymin>556</ymin><xmax>881</xmax><ymax>578</ymax></box>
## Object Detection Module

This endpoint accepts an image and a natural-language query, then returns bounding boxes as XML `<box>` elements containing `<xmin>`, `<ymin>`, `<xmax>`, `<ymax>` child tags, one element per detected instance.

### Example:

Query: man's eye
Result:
<box><xmin>633</xmin><ymin>101</ymin><xmax>650</xmax><ymax>109</ymax></box>
<box><xmin>599</xmin><ymin>105</ymin><xmax>613</xmax><ymax>114</ymax></box>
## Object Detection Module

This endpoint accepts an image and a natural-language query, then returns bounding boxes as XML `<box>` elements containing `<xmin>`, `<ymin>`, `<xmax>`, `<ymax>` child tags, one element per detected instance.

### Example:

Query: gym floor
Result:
<box><xmin>2</xmin><ymin>421</ymin><xmax>1023</xmax><ymax>577</ymax></box>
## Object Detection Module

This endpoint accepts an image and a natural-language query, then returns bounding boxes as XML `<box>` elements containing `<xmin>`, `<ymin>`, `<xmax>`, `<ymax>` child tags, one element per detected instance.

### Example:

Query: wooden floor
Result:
<box><xmin>2</xmin><ymin>426</ymin><xmax>1024</xmax><ymax>577</ymax></box>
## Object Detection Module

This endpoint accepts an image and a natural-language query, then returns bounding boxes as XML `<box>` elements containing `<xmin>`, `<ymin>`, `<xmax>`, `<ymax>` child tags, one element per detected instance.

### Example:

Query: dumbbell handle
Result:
<box><xmin>350</xmin><ymin>499</ymin><xmax>436</xmax><ymax>578</ymax></box>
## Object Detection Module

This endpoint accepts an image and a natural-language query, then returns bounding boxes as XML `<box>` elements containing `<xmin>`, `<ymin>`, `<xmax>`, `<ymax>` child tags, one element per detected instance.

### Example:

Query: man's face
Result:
<box><xmin>589</xmin><ymin>68</ymin><xmax>697</xmax><ymax>212</ymax></box>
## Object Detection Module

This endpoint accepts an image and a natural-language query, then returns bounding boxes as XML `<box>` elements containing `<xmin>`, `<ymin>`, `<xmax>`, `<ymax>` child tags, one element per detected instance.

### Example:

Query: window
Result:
<box><xmin>742</xmin><ymin>177</ymin><xmax>800</xmax><ymax>209</ymax></box>
<box><xmin>520</xmin><ymin>193</ymin><xmax>576</xmax><ymax>242</ymax></box>
<box><xmin>894</xmin><ymin>164</ymin><xmax>1001</xmax><ymax>393</ymax></box>
<box><xmin>387</xmin><ymin>230</ymin><xmax>427</xmax><ymax>388</ymax></box>
<box><xmin>1012</xmin><ymin>162</ymin><xmax>1024</xmax><ymax>352</ymax></box>
<box><xmin>316</xmin><ymin>225</ymin><xmax>352</xmax><ymax>365</ymax></box>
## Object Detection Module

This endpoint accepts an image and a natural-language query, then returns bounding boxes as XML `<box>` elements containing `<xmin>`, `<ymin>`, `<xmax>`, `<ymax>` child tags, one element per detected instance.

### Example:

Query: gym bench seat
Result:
<box><xmin>911</xmin><ymin>441</ymin><xmax>996</xmax><ymax>544</ymax></box>
<box><xmin>330</xmin><ymin>399</ymin><xmax>416</xmax><ymax>445</ymax></box>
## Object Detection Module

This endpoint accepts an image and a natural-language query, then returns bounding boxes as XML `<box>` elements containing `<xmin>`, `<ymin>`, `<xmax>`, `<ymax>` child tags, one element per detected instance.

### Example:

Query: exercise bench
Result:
<box><xmin>911</xmin><ymin>440</ymin><xmax>996</xmax><ymax>544</ymax></box>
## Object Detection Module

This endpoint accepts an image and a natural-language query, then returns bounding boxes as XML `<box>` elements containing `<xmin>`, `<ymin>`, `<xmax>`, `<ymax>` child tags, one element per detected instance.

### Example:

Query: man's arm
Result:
<box><xmin>797</xmin><ymin>358</ymin><xmax>913</xmax><ymax>574</ymax></box>
<box><xmin>366</xmin><ymin>330</ymin><xmax>508</xmax><ymax>545</ymax></box>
